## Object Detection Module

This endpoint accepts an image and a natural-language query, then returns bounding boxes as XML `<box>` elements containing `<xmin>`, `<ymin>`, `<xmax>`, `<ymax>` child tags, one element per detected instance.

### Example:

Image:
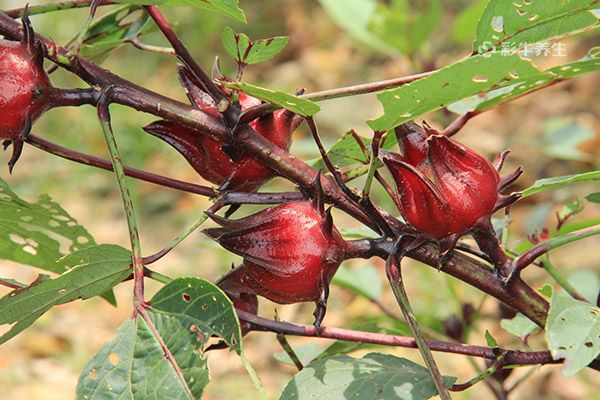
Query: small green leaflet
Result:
<box><xmin>368</xmin><ymin>52</ymin><xmax>549</xmax><ymax>132</ymax></box>
<box><xmin>474</xmin><ymin>0</ymin><xmax>599</xmax><ymax>53</ymax></box>
<box><xmin>484</xmin><ymin>330</ymin><xmax>499</xmax><ymax>348</ymax></box>
<box><xmin>225</xmin><ymin>82</ymin><xmax>320</xmax><ymax>116</ymax></box>
<box><xmin>501</xmin><ymin>313</ymin><xmax>538</xmax><ymax>338</ymax></box>
<box><xmin>279</xmin><ymin>352</ymin><xmax>456</xmax><ymax>400</ymax></box>
<box><xmin>311</xmin><ymin>130</ymin><xmax>370</xmax><ymax>170</ymax></box>
<box><xmin>545</xmin><ymin>287</ymin><xmax>600</xmax><ymax>377</ymax></box>
<box><xmin>586</xmin><ymin>192</ymin><xmax>600</xmax><ymax>203</ymax></box>
<box><xmin>77</xmin><ymin>311</ymin><xmax>209</xmax><ymax>400</ymax></box>
<box><xmin>0</xmin><ymin>244</ymin><xmax>131</xmax><ymax>345</ymax></box>
<box><xmin>222</xmin><ymin>26</ymin><xmax>288</xmax><ymax>65</ymax></box>
<box><xmin>151</xmin><ymin>277</ymin><xmax>243</xmax><ymax>353</ymax></box>
<box><xmin>521</xmin><ymin>171</ymin><xmax>600</xmax><ymax>197</ymax></box>
<box><xmin>113</xmin><ymin>0</ymin><xmax>246</xmax><ymax>23</ymax></box>
<box><xmin>0</xmin><ymin>178</ymin><xmax>95</xmax><ymax>273</ymax></box>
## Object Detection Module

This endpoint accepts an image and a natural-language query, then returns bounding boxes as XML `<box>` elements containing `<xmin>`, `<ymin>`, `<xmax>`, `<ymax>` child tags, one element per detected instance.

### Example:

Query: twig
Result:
<box><xmin>0</xmin><ymin>278</ymin><xmax>26</xmax><ymax>289</ymax></box>
<box><xmin>26</xmin><ymin>135</ymin><xmax>217</xmax><ymax>197</ymax></box>
<box><xmin>386</xmin><ymin>250</ymin><xmax>452</xmax><ymax>400</ymax></box>
<box><xmin>128</xmin><ymin>37</ymin><xmax>175</xmax><ymax>55</ymax></box>
<box><xmin>441</xmin><ymin>111</ymin><xmax>480</xmax><ymax>137</ymax></box>
<box><xmin>220</xmin><ymin>191</ymin><xmax>306</xmax><ymax>206</ymax></box>
<box><xmin>276</xmin><ymin>333</ymin><xmax>304</xmax><ymax>370</ymax></box>
<box><xmin>5</xmin><ymin>0</ymin><xmax>115</xmax><ymax>18</ymax></box>
<box><xmin>450</xmin><ymin>352</ymin><xmax>507</xmax><ymax>391</ymax></box>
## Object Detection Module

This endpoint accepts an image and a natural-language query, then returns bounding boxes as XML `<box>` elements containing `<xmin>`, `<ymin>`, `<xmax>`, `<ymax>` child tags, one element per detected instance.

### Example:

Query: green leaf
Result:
<box><xmin>585</xmin><ymin>192</ymin><xmax>600</xmax><ymax>203</ymax></box>
<box><xmin>521</xmin><ymin>171</ymin><xmax>600</xmax><ymax>197</ymax></box>
<box><xmin>567</xmin><ymin>270</ymin><xmax>600</xmax><ymax>304</ymax></box>
<box><xmin>501</xmin><ymin>313</ymin><xmax>538</xmax><ymax>338</ymax></box>
<box><xmin>474</xmin><ymin>0</ymin><xmax>599</xmax><ymax>54</ymax></box>
<box><xmin>452</xmin><ymin>0</ymin><xmax>488</xmax><ymax>44</ymax></box>
<box><xmin>151</xmin><ymin>277</ymin><xmax>242</xmax><ymax>353</ymax></box>
<box><xmin>77</xmin><ymin>311</ymin><xmax>209</xmax><ymax>400</ymax></box>
<box><xmin>545</xmin><ymin>291</ymin><xmax>600</xmax><ymax>377</ymax></box>
<box><xmin>539</xmin><ymin>284</ymin><xmax>554</xmax><ymax>298</ymax></box>
<box><xmin>332</xmin><ymin>264</ymin><xmax>382</xmax><ymax>300</ymax></box>
<box><xmin>557</xmin><ymin>198</ymin><xmax>585</xmax><ymax>223</ymax></box>
<box><xmin>485</xmin><ymin>330</ymin><xmax>499</xmax><ymax>347</ymax></box>
<box><xmin>311</xmin><ymin>130</ymin><xmax>370</xmax><ymax>170</ymax></box>
<box><xmin>79</xmin><ymin>6</ymin><xmax>151</xmax><ymax>62</ymax></box>
<box><xmin>368</xmin><ymin>52</ymin><xmax>548</xmax><ymax>132</ymax></box>
<box><xmin>225</xmin><ymin>82</ymin><xmax>320</xmax><ymax>117</ymax></box>
<box><xmin>0</xmin><ymin>178</ymin><xmax>96</xmax><ymax>273</ymax></box>
<box><xmin>318</xmin><ymin>0</ymin><xmax>395</xmax><ymax>54</ymax></box>
<box><xmin>0</xmin><ymin>244</ymin><xmax>131</xmax><ymax>345</ymax></box>
<box><xmin>274</xmin><ymin>343</ymin><xmax>324</xmax><ymax>367</ymax></box>
<box><xmin>114</xmin><ymin>0</ymin><xmax>246</xmax><ymax>22</ymax></box>
<box><xmin>222</xmin><ymin>26</ymin><xmax>288</xmax><ymax>65</ymax></box>
<box><xmin>542</xmin><ymin>118</ymin><xmax>595</xmax><ymax>162</ymax></box>
<box><xmin>279</xmin><ymin>352</ymin><xmax>456</xmax><ymax>400</ymax></box>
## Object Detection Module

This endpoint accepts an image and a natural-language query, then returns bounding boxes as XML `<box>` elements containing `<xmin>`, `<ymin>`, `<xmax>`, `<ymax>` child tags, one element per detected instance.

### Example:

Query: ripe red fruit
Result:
<box><xmin>0</xmin><ymin>17</ymin><xmax>51</xmax><ymax>172</ymax></box>
<box><xmin>382</xmin><ymin>122</ymin><xmax>521</xmax><ymax>272</ymax></box>
<box><xmin>143</xmin><ymin>66</ymin><xmax>298</xmax><ymax>191</ymax></box>
<box><xmin>206</xmin><ymin>198</ymin><xmax>345</xmax><ymax>329</ymax></box>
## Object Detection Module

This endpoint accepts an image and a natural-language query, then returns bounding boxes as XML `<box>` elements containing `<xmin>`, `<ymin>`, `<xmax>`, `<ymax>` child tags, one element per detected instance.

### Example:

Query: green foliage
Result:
<box><xmin>225</xmin><ymin>82</ymin><xmax>320</xmax><ymax>116</ymax></box>
<box><xmin>0</xmin><ymin>245</ymin><xmax>131</xmax><ymax>345</ymax></box>
<box><xmin>311</xmin><ymin>130</ymin><xmax>370</xmax><ymax>170</ymax></box>
<box><xmin>474</xmin><ymin>0</ymin><xmax>599</xmax><ymax>53</ymax></box>
<box><xmin>501</xmin><ymin>313</ymin><xmax>538</xmax><ymax>338</ymax></box>
<box><xmin>586</xmin><ymin>192</ymin><xmax>600</xmax><ymax>203</ymax></box>
<box><xmin>273</xmin><ymin>343</ymin><xmax>324</xmax><ymax>367</ymax></box>
<box><xmin>222</xmin><ymin>26</ymin><xmax>288</xmax><ymax>65</ymax></box>
<box><xmin>332</xmin><ymin>264</ymin><xmax>382</xmax><ymax>301</ymax></box>
<box><xmin>151</xmin><ymin>277</ymin><xmax>243</xmax><ymax>353</ymax></box>
<box><xmin>114</xmin><ymin>0</ymin><xmax>246</xmax><ymax>22</ymax></box>
<box><xmin>76</xmin><ymin>311</ymin><xmax>210</xmax><ymax>400</ymax></box>
<box><xmin>545</xmin><ymin>287</ymin><xmax>600</xmax><ymax>377</ymax></box>
<box><xmin>484</xmin><ymin>330</ymin><xmax>499</xmax><ymax>347</ymax></box>
<box><xmin>522</xmin><ymin>171</ymin><xmax>600</xmax><ymax>197</ymax></box>
<box><xmin>279</xmin><ymin>352</ymin><xmax>456</xmax><ymax>400</ymax></box>
<box><xmin>368</xmin><ymin>52</ymin><xmax>547</xmax><ymax>132</ymax></box>
<box><xmin>0</xmin><ymin>178</ymin><xmax>95</xmax><ymax>273</ymax></box>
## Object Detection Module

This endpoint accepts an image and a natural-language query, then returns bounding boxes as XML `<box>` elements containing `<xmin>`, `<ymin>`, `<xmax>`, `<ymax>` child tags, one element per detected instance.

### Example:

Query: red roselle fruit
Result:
<box><xmin>381</xmin><ymin>121</ymin><xmax>522</xmax><ymax>276</ymax></box>
<box><xmin>0</xmin><ymin>16</ymin><xmax>51</xmax><ymax>172</ymax></box>
<box><xmin>206</xmin><ymin>193</ymin><xmax>345</xmax><ymax>329</ymax></box>
<box><xmin>143</xmin><ymin>66</ymin><xmax>298</xmax><ymax>191</ymax></box>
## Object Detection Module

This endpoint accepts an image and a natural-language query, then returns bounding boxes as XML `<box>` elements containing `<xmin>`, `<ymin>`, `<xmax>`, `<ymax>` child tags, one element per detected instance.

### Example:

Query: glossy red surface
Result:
<box><xmin>208</xmin><ymin>201</ymin><xmax>345</xmax><ymax>304</ymax></box>
<box><xmin>0</xmin><ymin>39</ymin><xmax>50</xmax><ymax>140</ymax></box>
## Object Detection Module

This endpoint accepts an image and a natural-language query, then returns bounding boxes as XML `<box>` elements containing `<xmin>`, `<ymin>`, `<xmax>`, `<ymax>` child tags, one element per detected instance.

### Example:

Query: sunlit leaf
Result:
<box><xmin>521</xmin><ymin>171</ymin><xmax>600</xmax><ymax>197</ymax></box>
<box><xmin>114</xmin><ymin>0</ymin><xmax>246</xmax><ymax>22</ymax></box>
<box><xmin>501</xmin><ymin>313</ymin><xmax>538</xmax><ymax>338</ymax></box>
<box><xmin>225</xmin><ymin>82</ymin><xmax>320</xmax><ymax>116</ymax></box>
<box><xmin>332</xmin><ymin>264</ymin><xmax>382</xmax><ymax>300</ymax></box>
<box><xmin>222</xmin><ymin>26</ymin><xmax>288</xmax><ymax>65</ymax></box>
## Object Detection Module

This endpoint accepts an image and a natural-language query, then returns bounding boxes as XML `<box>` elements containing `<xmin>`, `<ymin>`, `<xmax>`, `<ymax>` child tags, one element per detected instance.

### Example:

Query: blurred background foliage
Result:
<box><xmin>0</xmin><ymin>0</ymin><xmax>599</xmax><ymax>399</ymax></box>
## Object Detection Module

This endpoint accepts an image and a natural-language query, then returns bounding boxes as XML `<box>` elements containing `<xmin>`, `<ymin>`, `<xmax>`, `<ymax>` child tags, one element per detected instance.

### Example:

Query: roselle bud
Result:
<box><xmin>205</xmin><ymin>199</ymin><xmax>345</xmax><ymax>329</ymax></box>
<box><xmin>143</xmin><ymin>66</ymin><xmax>297</xmax><ymax>191</ymax></box>
<box><xmin>382</xmin><ymin>122</ymin><xmax>522</xmax><ymax>275</ymax></box>
<box><xmin>0</xmin><ymin>16</ymin><xmax>51</xmax><ymax>172</ymax></box>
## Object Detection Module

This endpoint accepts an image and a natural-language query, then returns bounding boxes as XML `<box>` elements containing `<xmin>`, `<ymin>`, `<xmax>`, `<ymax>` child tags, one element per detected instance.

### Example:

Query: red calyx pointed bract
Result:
<box><xmin>143</xmin><ymin>66</ymin><xmax>297</xmax><ymax>191</ymax></box>
<box><xmin>382</xmin><ymin>122</ymin><xmax>520</xmax><ymax>252</ymax></box>
<box><xmin>206</xmin><ymin>200</ymin><xmax>345</xmax><ymax>327</ymax></box>
<box><xmin>0</xmin><ymin>17</ymin><xmax>51</xmax><ymax>171</ymax></box>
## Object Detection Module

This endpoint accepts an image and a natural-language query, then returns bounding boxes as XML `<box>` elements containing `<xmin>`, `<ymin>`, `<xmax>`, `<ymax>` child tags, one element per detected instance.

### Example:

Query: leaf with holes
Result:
<box><xmin>332</xmin><ymin>264</ymin><xmax>382</xmax><ymax>301</ymax></box>
<box><xmin>0</xmin><ymin>178</ymin><xmax>95</xmax><ymax>273</ymax></box>
<box><xmin>368</xmin><ymin>52</ymin><xmax>548</xmax><ymax>132</ymax></box>
<box><xmin>545</xmin><ymin>288</ymin><xmax>600</xmax><ymax>377</ymax></box>
<box><xmin>474</xmin><ymin>0</ymin><xmax>599</xmax><ymax>54</ymax></box>
<box><xmin>448</xmin><ymin>47</ymin><xmax>600</xmax><ymax>114</ymax></box>
<box><xmin>222</xmin><ymin>26</ymin><xmax>288</xmax><ymax>65</ymax></box>
<box><xmin>77</xmin><ymin>311</ymin><xmax>209</xmax><ymax>400</ymax></box>
<box><xmin>79</xmin><ymin>6</ymin><xmax>152</xmax><ymax>62</ymax></box>
<box><xmin>279</xmin><ymin>352</ymin><xmax>456</xmax><ymax>400</ymax></box>
<box><xmin>0</xmin><ymin>244</ymin><xmax>131</xmax><ymax>345</ymax></box>
<box><xmin>151</xmin><ymin>277</ymin><xmax>242</xmax><ymax>354</ymax></box>
<box><xmin>114</xmin><ymin>0</ymin><xmax>246</xmax><ymax>22</ymax></box>
<box><xmin>521</xmin><ymin>171</ymin><xmax>600</xmax><ymax>197</ymax></box>
<box><xmin>225</xmin><ymin>82</ymin><xmax>320</xmax><ymax>117</ymax></box>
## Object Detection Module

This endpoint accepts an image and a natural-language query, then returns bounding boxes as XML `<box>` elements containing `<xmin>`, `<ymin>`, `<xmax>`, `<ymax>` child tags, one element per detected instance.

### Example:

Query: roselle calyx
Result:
<box><xmin>0</xmin><ymin>16</ymin><xmax>51</xmax><ymax>172</ymax></box>
<box><xmin>382</xmin><ymin>122</ymin><xmax>521</xmax><ymax>276</ymax></box>
<box><xmin>206</xmin><ymin>195</ymin><xmax>345</xmax><ymax>329</ymax></box>
<box><xmin>143</xmin><ymin>66</ymin><xmax>298</xmax><ymax>191</ymax></box>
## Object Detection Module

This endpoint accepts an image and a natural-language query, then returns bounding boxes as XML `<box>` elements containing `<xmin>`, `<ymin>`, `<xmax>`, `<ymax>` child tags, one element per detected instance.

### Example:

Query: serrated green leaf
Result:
<box><xmin>368</xmin><ymin>52</ymin><xmax>548</xmax><ymax>132</ymax></box>
<box><xmin>151</xmin><ymin>277</ymin><xmax>242</xmax><ymax>353</ymax></box>
<box><xmin>222</xmin><ymin>26</ymin><xmax>288</xmax><ymax>65</ymax></box>
<box><xmin>77</xmin><ymin>311</ymin><xmax>209</xmax><ymax>400</ymax></box>
<box><xmin>0</xmin><ymin>244</ymin><xmax>131</xmax><ymax>345</ymax></box>
<box><xmin>225</xmin><ymin>82</ymin><xmax>320</xmax><ymax>116</ymax></box>
<box><xmin>114</xmin><ymin>0</ymin><xmax>246</xmax><ymax>22</ymax></box>
<box><xmin>80</xmin><ymin>7</ymin><xmax>152</xmax><ymax>62</ymax></box>
<box><xmin>332</xmin><ymin>264</ymin><xmax>382</xmax><ymax>300</ymax></box>
<box><xmin>474</xmin><ymin>0</ymin><xmax>599</xmax><ymax>53</ymax></box>
<box><xmin>0</xmin><ymin>178</ymin><xmax>96</xmax><ymax>273</ymax></box>
<box><xmin>546</xmin><ymin>291</ymin><xmax>600</xmax><ymax>377</ymax></box>
<box><xmin>501</xmin><ymin>313</ymin><xmax>538</xmax><ymax>338</ymax></box>
<box><xmin>279</xmin><ymin>352</ymin><xmax>456</xmax><ymax>400</ymax></box>
<box><xmin>585</xmin><ymin>192</ymin><xmax>600</xmax><ymax>203</ymax></box>
<box><xmin>521</xmin><ymin>171</ymin><xmax>600</xmax><ymax>197</ymax></box>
